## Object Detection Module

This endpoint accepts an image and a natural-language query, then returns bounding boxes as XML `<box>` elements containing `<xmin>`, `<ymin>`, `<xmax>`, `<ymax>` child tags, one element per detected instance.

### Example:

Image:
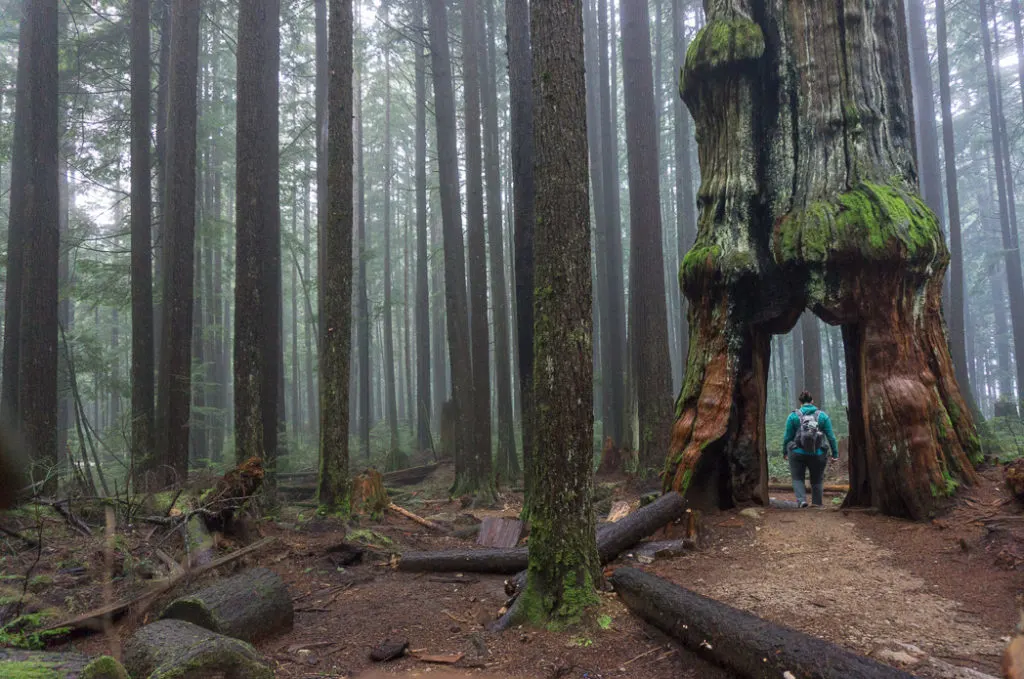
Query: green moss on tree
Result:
<box><xmin>682</xmin><ymin>18</ymin><xmax>765</xmax><ymax>93</ymax></box>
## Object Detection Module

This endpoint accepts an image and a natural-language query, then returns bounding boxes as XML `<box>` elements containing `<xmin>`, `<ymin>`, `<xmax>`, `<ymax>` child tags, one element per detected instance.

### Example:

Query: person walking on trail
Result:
<box><xmin>783</xmin><ymin>391</ymin><xmax>839</xmax><ymax>508</ymax></box>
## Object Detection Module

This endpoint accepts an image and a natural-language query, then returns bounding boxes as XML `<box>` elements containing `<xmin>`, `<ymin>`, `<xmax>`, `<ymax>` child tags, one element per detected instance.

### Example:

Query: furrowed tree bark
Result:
<box><xmin>428</xmin><ymin>0</ymin><xmax>474</xmax><ymax>498</ymax></box>
<box><xmin>153</xmin><ymin>0</ymin><xmax>201</xmax><ymax>488</ymax></box>
<box><xmin>130</xmin><ymin>0</ymin><xmax>155</xmax><ymax>489</ymax></box>
<box><xmin>415</xmin><ymin>0</ymin><xmax>432</xmax><ymax>454</ymax></box>
<box><xmin>161</xmin><ymin>567</ymin><xmax>293</xmax><ymax>643</ymax></box>
<box><xmin>665</xmin><ymin>0</ymin><xmax>980</xmax><ymax>519</ymax></box>
<box><xmin>235</xmin><ymin>0</ymin><xmax>282</xmax><ymax>502</ymax></box>
<box><xmin>505</xmin><ymin>0</ymin><xmax>535</xmax><ymax>512</ymax></box>
<box><xmin>399</xmin><ymin>491</ymin><xmax>687</xmax><ymax>573</ymax></box>
<box><xmin>460</xmin><ymin>0</ymin><xmax>495</xmax><ymax>501</ymax></box>
<box><xmin>124</xmin><ymin>619</ymin><xmax>273</xmax><ymax>679</ymax></box>
<box><xmin>2</xmin><ymin>0</ymin><xmax>60</xmax><ymax>492</ymax></box>
<box><xmin>481</xmin><ymin>0</ymin><xmax>518</xmax><ymax>485</ymax></box>
<box><xmin>318</xmin><ymin>0</ymin><xmax>355</xmax><ymax>512</ymax></box>
<box><xmin>611</xmin><ymin>567</ymin><xmax>917</xmax><ymax>679</ymax></box>
<box><xmin>514</xmin><ymin>0</ymin><xmax>601</xmax><ymax>626</ymax></box>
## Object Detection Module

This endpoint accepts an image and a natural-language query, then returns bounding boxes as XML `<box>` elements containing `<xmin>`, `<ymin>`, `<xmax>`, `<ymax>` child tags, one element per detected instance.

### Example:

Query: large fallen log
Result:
<box><xmin>161</xmin><ymin>566</ymin><xmax>293</xmax><ymax>643</ymax></box>
<box><xmin>398</xmin><ymin>492</ymin><xmax>688</xmax><ymax>574</ymax></box>
<box><xmin>123</xmin><ymin>618</ymin><xmax>273</xmax><ymax>679</ymax></box>
<box><xmin>610</xmin><ymin>567</ymin><xmax>916</xmax><ymax>679</ymax></box>
<box><xmin>0</xmin><ymin>650</ymin><xmax>128</xmax><ymax>678</ymax></box>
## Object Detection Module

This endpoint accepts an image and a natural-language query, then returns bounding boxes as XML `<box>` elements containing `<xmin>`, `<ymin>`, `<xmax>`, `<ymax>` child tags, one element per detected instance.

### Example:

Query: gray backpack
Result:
<box><xmin>794</xmin><ymin>410</ymin><xmax>824</xmax><ymax>453</ymax></box>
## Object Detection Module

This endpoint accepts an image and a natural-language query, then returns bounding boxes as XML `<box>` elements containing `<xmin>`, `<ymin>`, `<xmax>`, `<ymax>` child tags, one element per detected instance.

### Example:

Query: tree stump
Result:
<box><xmin>664</xmin><ymin>0</ymin><xmax>980</xmax><ymax>520</ymax></box>
<box><xmin>160</xmin><ymin>567</ymin><xmax>292</xmax><ymax>643</ymax></box>
<box><xmin>352</xmin><ymin>469</ymin><xmax>390</xmax><ymax>517</ymax></box>
<box><xmin>200</xmin><ymin>456</ymin><xmax>264</xmax><ymax>535</ymax></box>
<box><xmin>0</xmin><ymin>650</ymin><xmax>128</xmax><ymax>678</ymax></box>
<box><xmin>124</xmin><ymin>618</ymin><xmax>273</xmax><ymax>679</ymax></box>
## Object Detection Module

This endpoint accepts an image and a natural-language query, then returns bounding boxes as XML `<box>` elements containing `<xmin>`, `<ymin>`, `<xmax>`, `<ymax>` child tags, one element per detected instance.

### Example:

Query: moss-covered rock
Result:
<box><xmin>124</xmin><ymin>619</ymin><xmax>273</xmax><ymax>679</ymax></box>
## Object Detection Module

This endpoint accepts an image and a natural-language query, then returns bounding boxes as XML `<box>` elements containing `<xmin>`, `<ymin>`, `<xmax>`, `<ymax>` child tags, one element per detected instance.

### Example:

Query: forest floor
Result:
<box><xmin>0</xmin><ymin>461</ymin><xmax>1020</xmax><ymax>678</ymax></box>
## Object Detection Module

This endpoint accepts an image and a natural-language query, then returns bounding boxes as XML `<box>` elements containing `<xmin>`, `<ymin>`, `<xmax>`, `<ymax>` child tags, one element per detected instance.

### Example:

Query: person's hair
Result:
<box><xmin>798</xmin><ymin>391</ymin><xmax>813</xmax><ymax>404</ymax></box>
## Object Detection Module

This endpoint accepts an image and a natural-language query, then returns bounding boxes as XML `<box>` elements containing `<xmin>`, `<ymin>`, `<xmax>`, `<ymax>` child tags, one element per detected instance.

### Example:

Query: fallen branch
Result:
<box><xmin>610</xmin><ymin>567</ymin><xmax>915</xmax><ymax>679</ymax></box>
<box><xmin>399</xmin><ymin>492</ymin><xmax>688</xmax><ymax>574</ymax></box>
<box><xmin>388</xmin><ymin>503</ymin><xmax>450</xmax><ymax>533</ymax></box>
<box><xmin>35</xmin><ymin>498</ymin><xmax>92</xmax><ymax>538</ymax></box>
<box><xmin>44</xmin><ymin>536</ymin><xmax>276</xmax><ymax>633</ymax></box>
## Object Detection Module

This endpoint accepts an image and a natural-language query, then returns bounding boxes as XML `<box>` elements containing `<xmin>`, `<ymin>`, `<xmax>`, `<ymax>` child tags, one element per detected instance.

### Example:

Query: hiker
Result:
<box><xmin>782</xmin><ymin>391</ymin><xmax>839</xmax><ymax>508</ymax></box>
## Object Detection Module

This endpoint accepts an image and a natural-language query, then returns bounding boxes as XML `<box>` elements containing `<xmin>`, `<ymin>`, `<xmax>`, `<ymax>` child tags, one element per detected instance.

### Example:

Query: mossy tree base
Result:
<box><xmin>666</xmin><ymin>0</ymin><xmax>981</xmax><ymax>519</ymax></box>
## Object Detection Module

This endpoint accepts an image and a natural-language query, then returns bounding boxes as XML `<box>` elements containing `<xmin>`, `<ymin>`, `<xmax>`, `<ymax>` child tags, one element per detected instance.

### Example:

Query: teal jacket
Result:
<box><xmin>783</xmin><ymin>404</ymin><xmax>839</xmax><ymax>458</ymax></box>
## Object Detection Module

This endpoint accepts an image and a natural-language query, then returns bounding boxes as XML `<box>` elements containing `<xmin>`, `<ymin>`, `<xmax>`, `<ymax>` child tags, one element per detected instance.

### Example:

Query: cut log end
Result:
<box><xmin>124</xmin><ymin>618</ymin><xmax>273</xmax><ymax>679</ymax></box>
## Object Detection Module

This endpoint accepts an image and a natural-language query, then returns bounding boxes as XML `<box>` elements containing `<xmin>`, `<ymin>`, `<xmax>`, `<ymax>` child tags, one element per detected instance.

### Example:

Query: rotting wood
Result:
<box><xmin>45</xmin><ymin>536</ymin><xmax>276</xmax><ymax>632</ymax></box>
<box><xmin>400</xmin><ymin>492</ymin><xmax>688</xmax><ymax>573</ymax></box>
<box><xmin>160</xmin><ymin>567</ymin><xmax>293</xmax><ymax>643</ymax></box>
<box><xmin>123</xmin><ymin>618</ymin><xmax>273</xmax><ymax>679</ymax></box>
<box><xmin>611</xmin><ymin>567</ymin><xmax>916</xmax><ymax>679</ymax></box>
<box><xmin>476</xmin><ymin>516</ymin><xmax>523</xmax><ymax>548</ymax></box>
<box><xmin>387</xmin><ymin>502</ymin><xmax>450</xmax><ymax>532</ymax></box>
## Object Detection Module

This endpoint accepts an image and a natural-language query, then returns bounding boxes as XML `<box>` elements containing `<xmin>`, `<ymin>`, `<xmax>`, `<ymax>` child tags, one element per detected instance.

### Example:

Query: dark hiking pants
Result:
<box><xmin>789</xmin><ymin>452</ymin><xmax>827</xmax><ymax>506</ymax></box>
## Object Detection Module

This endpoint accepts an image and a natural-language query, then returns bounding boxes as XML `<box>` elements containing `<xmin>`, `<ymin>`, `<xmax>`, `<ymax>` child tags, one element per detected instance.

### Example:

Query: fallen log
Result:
<box><xmin>161</xmin><ymin>567</ymin><xmax>293</xmax><ymax>643</ymax></box>
<box><xmin>610</xmin><ymin>567</ymin><xmax>916</xmax><ymax>679</ymax></box>
<box><xmin>382</xmin><ymin>463</ymin><xmax>440</xmax><ymax>486</ymax></box>
<box><xmin>45</xmin><ymin>536</ymin><xmax>276</xmax><ymax>633</ymax></box>
<box><xmin>0</xmin><ymin>650</ymin><xmax>128</xmax><ymax>678</ymax></box>
<box><xmin>399</xmin><ymin>491</ymin><xmax>688</xmax><ymax>574</ymax></box>
<box><xmin>123</xmin><ymin>618</ymin><xmax>273</xmax><ymax>679</ymax></box>
<box><xmin>388</xmin><ymin>502</ymin><xmax>450</xmax><ymax>533</ymax></box>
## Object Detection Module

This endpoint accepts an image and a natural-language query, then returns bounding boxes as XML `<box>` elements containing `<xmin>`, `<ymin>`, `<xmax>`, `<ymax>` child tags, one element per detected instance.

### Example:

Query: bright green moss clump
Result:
<box><xmin>683</xmin><ymin>18</ymin><xmax>765</xmax><ymax>95</ymax></box>
<box><xmin>4</xmin><ymin>661</ymin><xmax>61</xmax><ymax>679</ymax></box>
<box><xmin>81</xmin><ymin>656</ymin><xmax>129</xmax><ymax>679</ymax></box>
<box><xmin>775</xmin><ymin>180</ymin><xmax>943</xmax><ymax>268</ymax></box>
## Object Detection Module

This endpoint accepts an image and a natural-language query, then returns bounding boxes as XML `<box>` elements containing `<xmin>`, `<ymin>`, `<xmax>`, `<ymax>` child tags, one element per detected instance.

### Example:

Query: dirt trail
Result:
<box><xmin>654</xmin><ymin>502</ymin><xmax>1014</xmax><ymax>677</ymax></box>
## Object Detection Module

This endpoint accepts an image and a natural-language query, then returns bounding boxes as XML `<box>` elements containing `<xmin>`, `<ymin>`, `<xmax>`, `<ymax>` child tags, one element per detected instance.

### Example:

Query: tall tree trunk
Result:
<box><xmin>291</xmin><ymin>195</ymin><xmax>301</xmax><ymax>450</ymax></box>
<box><xmin>936</xmin><ymin>0</ymin><xmax>976</xmax><ymax>415</ymax></box>
<box><xmin>515</xmin><ymin>0</ymin><xmax>600</xmax><ymax>625</ymax></box>
<box><xmin>303</xmin><ymin>170</ymin><xmax>317</xmax><ymax>443</ymax></box>
<box><xmin>791</xmin><ymin>326</ymin><xmax>804</xmax><ymax>401</ymax></box>
<box><xmin>597</xmin><ymin>0</ymin><xmax>625</xmax><ymax>450</ymax></box>
<box><xmin>130</xmin><ymin>0</ymin><xmax>155</xmax><ymax>488</ymax></box>
<box><xmin>403</xmin><ymin>215</ymin><xmax>414</xmax><ymax>429</ymax></box>
<box><xmin>460</xmin><ymin>0</ymin><xmax>494</xmax><ymax>499</ymax></box>
<box><xmin>826</xmin><ymin>325</ymin><xmax>843</xmax><ymax>408</ymax></box>
<box><xmin>315</xmin><ymin>0</ymin><xmax>328</xmax><ymax>333</ymax></box>
<box><xmin>318</xmin><ymin>0</ymin><xmax>355</xmax><ymax>511</ymax></box>
<box><xmin>620</xmin><ymin>0</ymin><xmax>673</xmax><ymax>474</ymax></box>
<box><xmin>153</xmin><ymin>0</ymin><xmax>200</xmax><ymax>488</ymax></box>
<box><xmin>427</xmin><ymin>0</ymin><xmax>474</xmax><ymax>495</ymax></box>
<box><xmin>355</xmin><ymin>32</ymin><xmax>371</xmax><ymax>461</ymax></box>
<box><xmin>235</xmin><ymin>0</ymin><xmax>282</xmax><ymax>502</ymax></box>
<box><xmin>993</xmin><ymin>263</ymin><xmax>1013</xmax><ymax>400</ymax></box>
<box><xmin>381</xmin><ymin>21</ymin><xmax>402</xmax><ymax>468</ymax></box>
<box><xmin>57</xmin><ymin>154</ymin><xmax>71</xmax><ymax>476</ymax></box>
<box><xmin>980</xmin><ymin>0</ymin><xmax>1024</xmax><ymax>408</ymax></box>
<box><xmin>153</xmin><ymin>0</ymin><xmax>171</xmax><ymax>367</ymax></box>
<box><xmin>800</xmin><ymin>314</ymin><xmax>824</xmax><ymax>408</ymax></box>
<box><xmin>665</xmin><ymin>0</ymin><xmax>979</xmax><ymax>519</ymax></box>
<box><xmin>672</xmin><ymin>0</ymin><xmax>695</xmax><ymax>381</ymax></box>
<box><xmin>907</xmin><ymin>0</ymin><xmax>945</xmax><ymax>232</ymax></box>
<box><xmin>505</xmin><ymin>0</ymin><xmax>535</xmax><ymax>510</ymax></box>
<box><xmin>481</xmin><ymin>0</ymin><xmax>517</xmax><ymax>484</ymax></box>
<box><xmin>414</xmin><ymin>0</ymin><xmax>432</xmax><ymax>453</ymax></box>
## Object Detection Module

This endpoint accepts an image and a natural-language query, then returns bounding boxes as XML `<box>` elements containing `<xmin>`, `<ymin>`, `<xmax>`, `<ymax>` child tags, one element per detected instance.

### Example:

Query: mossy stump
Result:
<box><xmin>0</xmin><ymin>650</ymin><xmax>128</xmax><ymax>679</ymax></box>
<box><xmin>123</xmin><ymin>618</ymin><xmax>273</xmax><ymax>679</ymax></box>
<box><xmin>160</xmin><ymin>567</ymin><xmax>292</xmax><ymax>644</ymax></box>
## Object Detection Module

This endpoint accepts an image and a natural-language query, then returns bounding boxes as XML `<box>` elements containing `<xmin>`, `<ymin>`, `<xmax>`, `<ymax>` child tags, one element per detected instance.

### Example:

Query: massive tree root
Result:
<box><xmin>665</xmin><ymin>0</ymin><xmax>981</xmax><ymax>519</ymax></box>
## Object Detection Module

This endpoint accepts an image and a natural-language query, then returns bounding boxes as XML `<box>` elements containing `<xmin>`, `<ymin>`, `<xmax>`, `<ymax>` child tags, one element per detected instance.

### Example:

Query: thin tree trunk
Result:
<box><xmin>980</xmin><ymin>0</ymin><xmax>1024</xmax><ymax>407</ymax></box>
<box><xmin>937</xmin><ymin>0</ymin><xmax>976</xmax><ymax>414</ymax></box>
<box><xmin>481</xmin><ymin>0</ymin><xmax>517</xmax><ymax>484</ymax></box>
<box><xmin>801</xmin><ymin>314</ymin><xmax>824</xmax><ymax>408</ymax></box>
<box><xmin>318</xmin><ymin>0</ymin><xmax>355</xmax><ymax>511</ymax></box>
<box><xmin>505</xmin><ymin>0</ymin><xmax>534</xmax><ymax>510</ymax></box>
<box><xmin>621</xmin><ymin>0</ymin><xmax>673</xmax><ymax>473</ymax></box>
<box><xmin>381</xmin><ymin>19</ymin><xmax>401</xmax><ymax>468</ymax></box>
<box><xmin>791</xmin><ymin>326</ymin><xmax>804</xmax><ymax>401</ymax></box>
<box><xmin>414</xmin><ymin>0</ymin><xmax>432</xmax><ymax>453</ymax></box>
<box><xmin>291</xmin><ymin>194</ymin><xmax>301</xmax><ymax>450</ymax></box>
<box><xmin>153</xmin><ymin>0</ymin><xmax>171</xmax><ymax>367</ymax></box>
<box><xmin>154</xmin><ymin>0</ymin><xmax>200</xmax><ymax>488</ymax></box>
<box><xmin>303</xmin><ymin>169</ymin><xmax>317</xmax><ymax>443</ymax></box>
<box><xmin>356</xmin><ymin>31</ymin><xmax>371</xmax><ymax>461</ymax></box>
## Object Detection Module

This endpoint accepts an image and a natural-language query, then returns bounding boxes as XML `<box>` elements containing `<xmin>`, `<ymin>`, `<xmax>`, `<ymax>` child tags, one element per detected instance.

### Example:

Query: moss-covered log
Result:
<box><xmin>160</xmin><ymin>567</ymin><xmax>292</xmax><ymax>643</ymax></box>
<box><xmin>398</xmin><ymin>491</ymin><xmax>688</xmax><ymax>573</ymax></box>
<box><xmin>611</xmin><ymin>567</ymin><xmax>916</xmax><ymax>679</ymax></box>
<box><xmin>123</xmin><ymin>618</ymin><xmax>273</xmax><ymax>679</ymax></box>
<box><xmin>665</xmin><ymin>0</ymin><xmax>980</xmax><ymax>519</ymax></box>
<box><xmin>0</xmin><ymin>650</ymin><xmax>127</xmax><ymax>679</ymax></box>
